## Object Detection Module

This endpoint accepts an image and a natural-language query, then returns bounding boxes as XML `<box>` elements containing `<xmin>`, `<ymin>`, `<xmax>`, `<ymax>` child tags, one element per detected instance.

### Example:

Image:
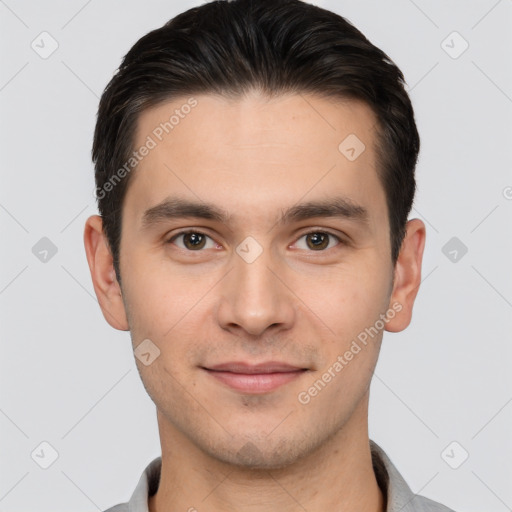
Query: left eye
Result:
<box><xmin>170</xmin><ymin>231</ymin><xmax>217</xmax><ymax>251</ymax></box>
<box><xmin>295</xmin><ymin>232</ymin><xmax>341</xmax><ymax>251</ymax></box>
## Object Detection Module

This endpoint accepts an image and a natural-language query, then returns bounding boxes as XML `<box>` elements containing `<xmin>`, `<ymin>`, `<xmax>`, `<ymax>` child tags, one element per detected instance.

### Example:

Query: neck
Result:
<box><xmin>149</xmin><ymin>398</ymin><xmax>384</xmax><ymax>512</ymax></box>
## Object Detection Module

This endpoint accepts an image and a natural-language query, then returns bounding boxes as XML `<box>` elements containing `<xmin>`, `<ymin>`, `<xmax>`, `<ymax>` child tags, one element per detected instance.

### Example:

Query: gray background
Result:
<box><xmin>1</xmin><ymin>0</ymin><xmax>511</xmax><ymax>510</ymax></box>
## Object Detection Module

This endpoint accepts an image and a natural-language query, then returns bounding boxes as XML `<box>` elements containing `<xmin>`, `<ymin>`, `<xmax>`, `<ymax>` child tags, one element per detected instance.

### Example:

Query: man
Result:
<box><xmin>84</xmin><ymin>0</ymin><xmax>455</xmax><ymax>510</ymax></box>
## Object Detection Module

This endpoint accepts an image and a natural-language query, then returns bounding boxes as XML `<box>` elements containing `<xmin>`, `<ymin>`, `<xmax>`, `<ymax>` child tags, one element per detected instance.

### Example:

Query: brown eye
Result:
<box><xmin>183</xmin><ymin>232</ymin><xmax>206</xmax><ymax>250</ymax></box>
<box><xmin>306</xmin><ymin>232</ymin><xmax>329</xmax><ymax>250</ymax></box>
<box><xmin>294</xmin><ymin>231</ymin><xmax>341</xmax><ymax>251</ymax></box>
<box><xmin>169</xmin><ymin>231</ymin><xmax>216</xmax><ymax>251</ymax></box>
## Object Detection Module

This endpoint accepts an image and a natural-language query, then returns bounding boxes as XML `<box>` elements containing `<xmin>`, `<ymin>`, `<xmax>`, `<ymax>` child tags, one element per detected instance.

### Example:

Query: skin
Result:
<box><xmin>84</xmin><ymin>91</ymin><xmax>425</xmax><ymax>512</ymax></box>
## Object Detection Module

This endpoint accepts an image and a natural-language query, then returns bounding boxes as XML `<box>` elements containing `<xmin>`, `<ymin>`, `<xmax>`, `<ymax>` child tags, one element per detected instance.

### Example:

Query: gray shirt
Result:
<box><xmin>104</xmin><ymin>440</ymin><xmax>455</xmax><ymax>512</ymax></box>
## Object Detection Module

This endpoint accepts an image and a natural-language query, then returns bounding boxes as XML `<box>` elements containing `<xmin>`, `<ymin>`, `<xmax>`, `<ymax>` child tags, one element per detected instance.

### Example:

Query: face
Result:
<box><xmin>85</xmin><ymin>91</ymin><xmax>425</xmax><ymax>470</ymax></box>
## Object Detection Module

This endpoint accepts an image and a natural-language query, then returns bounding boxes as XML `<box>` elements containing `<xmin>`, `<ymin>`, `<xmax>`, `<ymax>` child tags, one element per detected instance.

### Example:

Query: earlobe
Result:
<box><xmin>83</xmin><ymin>215</ymin><xmax>130</xmax><ymax>331</ymax></box>
<box><xmin>385</xmin><ymin>219</ymin><xmax>426</xmax><ymax>333</ymax></box>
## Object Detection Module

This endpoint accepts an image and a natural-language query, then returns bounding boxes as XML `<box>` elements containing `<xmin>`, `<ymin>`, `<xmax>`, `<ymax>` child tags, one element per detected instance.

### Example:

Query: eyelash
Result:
<box><xmin>166</xmin><ymin>229</ymin><xmax>344</xmax><ymax>251</ymax></box>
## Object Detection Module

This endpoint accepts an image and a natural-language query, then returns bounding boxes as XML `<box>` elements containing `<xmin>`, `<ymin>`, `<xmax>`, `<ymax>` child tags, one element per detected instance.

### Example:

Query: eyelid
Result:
<box><xmin>296</xmin><ymin>227</ymin><xmax>344</xmax><ymax>239</ymax></box>
<box><xmin>168</xmin><ymin>228</ymin><xmax>206</xmax><ymax>238</ymax></box>
<box><xmin>166</xmin><ymin>229</ymin><xmax>219</xmax><ymax>249</ymax></box>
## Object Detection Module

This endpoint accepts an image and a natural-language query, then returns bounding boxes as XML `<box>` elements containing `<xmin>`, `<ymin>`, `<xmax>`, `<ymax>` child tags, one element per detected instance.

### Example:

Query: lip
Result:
<box><xmin>202</xmin><ymin>361</ymin><xmax>308</xmax><ymax>394</ymax></box>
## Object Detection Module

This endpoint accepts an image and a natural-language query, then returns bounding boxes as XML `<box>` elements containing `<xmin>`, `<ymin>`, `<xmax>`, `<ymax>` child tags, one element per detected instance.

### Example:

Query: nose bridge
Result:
<box><xmin>217</xmin><ymin>241</ymin><xmax>295</xmax><ymax>336</ymax></box>
<box><xmin>236</xmin><ymin>250</ymin><xmax>276</xmax><ymax>303</ymax></box>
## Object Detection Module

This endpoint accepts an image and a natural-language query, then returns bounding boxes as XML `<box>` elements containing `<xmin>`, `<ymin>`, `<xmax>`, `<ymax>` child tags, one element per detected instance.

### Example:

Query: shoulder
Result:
<box><xmin>409</xmin><ymin>494</ymin><xmax>457</xmax><ymax>512</ymax></box>
<box><xmin>101</xmin><ymin>456</ymin><xmax>162</xmax><ymax>512</ymax></box>
<box><xmin>102</xmin><ymin>504</ymin><xmax>129</xmax><ymax>512</ymax></box>
<box><xmin>370</xmin><ymin>440</ymin><xmax>457</xmax><ymax>512</ymax></box>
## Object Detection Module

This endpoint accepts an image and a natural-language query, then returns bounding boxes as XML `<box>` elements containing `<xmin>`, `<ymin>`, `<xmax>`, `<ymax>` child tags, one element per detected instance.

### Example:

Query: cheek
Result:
<box><xmin>122</xmin><ymin>252</ymin><xmax>209</xmax><ymax>335</ymax></box>
<box><xmin>294</xmin><ymin>257</ymin><xmax>390</xmax><ymax>335</ymax></box>
<box><xmin>122</xmin><ymin>259</ymin><xmax>219</xmax><ymax>373</ymax></box>
<box><xmin>302</xmin><ymin>341</ymin><xmax>380</xmax><ymax>419</ymax></box>
<box><xmin>302</xmin><ymin>271</ymin><xmax>387</xmax><ymax>398</ymax></box>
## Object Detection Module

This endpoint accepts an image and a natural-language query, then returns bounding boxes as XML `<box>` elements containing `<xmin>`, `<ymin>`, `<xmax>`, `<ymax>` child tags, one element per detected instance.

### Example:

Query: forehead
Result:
<box><xmin>124</xmin><ymin>91</ymin><xmax>385</xmax><ymax>228</ymax></box>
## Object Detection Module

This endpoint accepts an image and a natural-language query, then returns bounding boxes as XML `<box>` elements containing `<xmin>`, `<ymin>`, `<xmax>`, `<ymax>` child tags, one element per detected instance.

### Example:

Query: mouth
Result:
<box><xmin>201</xmin><ymin>361</ymin><xmax>309</xmax><ymax>394</ymax></box>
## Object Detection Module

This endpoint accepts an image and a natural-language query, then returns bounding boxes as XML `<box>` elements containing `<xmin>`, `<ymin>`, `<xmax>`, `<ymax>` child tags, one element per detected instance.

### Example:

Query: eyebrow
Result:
<box><xmin>141</xmin><ymin>196</ymin><xmax>369</xmax><ymax>230</ymax></box>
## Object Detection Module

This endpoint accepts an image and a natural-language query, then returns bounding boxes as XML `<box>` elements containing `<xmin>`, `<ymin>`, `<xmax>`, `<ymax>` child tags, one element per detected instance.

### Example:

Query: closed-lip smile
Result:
<box><xmin>202</xmin><ymin>361</ymin><xmax>308</xmax><ymax>393</ymax></box>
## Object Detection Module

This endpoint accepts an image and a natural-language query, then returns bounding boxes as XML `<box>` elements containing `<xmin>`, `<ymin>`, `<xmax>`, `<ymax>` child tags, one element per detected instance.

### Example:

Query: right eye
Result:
<box><xmin>167</xmin><ymin>230</ymin><xmax>218</xmax><ymax>251</ymax></box>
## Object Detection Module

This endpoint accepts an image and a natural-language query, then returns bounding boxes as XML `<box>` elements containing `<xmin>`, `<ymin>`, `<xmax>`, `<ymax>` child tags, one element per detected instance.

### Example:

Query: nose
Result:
<box><xmin>216</xmin><ymin>247</ymin><xmax>296</xmax><ymax>337</ymax></box>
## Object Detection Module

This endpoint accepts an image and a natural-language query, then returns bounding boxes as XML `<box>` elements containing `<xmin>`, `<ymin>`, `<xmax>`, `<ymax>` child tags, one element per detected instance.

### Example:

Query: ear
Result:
<box><xmin>385</xmin><ymin>218</ymin><xmax>426</xmax><ymax>333</ymax></box>
<box><xmin>83</xmin><ymin>215</ymin><xmax>129</xmax><ymax>331</ymax></box>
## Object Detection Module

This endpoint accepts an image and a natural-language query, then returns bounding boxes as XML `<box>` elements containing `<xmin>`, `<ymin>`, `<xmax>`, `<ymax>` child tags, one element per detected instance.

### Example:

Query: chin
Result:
<box><xmin>203</xmin><ymin>433</ymin><xmax>319</xmax><ymax>471</ymax></box>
